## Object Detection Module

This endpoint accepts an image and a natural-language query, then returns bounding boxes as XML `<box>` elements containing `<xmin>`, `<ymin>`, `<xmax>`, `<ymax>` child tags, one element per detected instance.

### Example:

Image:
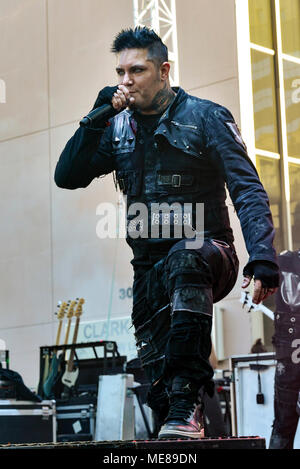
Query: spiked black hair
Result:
<box><xmin>111</xmin><ymin>26</ymin><xmax>168</xmax><ymax>68</ymax></box>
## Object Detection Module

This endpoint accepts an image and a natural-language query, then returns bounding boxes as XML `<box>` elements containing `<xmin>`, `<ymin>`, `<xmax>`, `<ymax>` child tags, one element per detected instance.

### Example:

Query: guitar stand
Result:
<box><xmin>38</xmin><ymin>341</ymin><xmax>126</xmax><ymax>400</ymax></box>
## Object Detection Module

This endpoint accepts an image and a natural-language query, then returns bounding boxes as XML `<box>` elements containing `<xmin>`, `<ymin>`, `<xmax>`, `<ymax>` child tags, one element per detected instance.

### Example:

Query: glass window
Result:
<box><xmin>289</xmin><ymin>163</ymin><xmax>300</xmax><ymax>250</ymax></box>
<box><xmin>283</xmin><ymin>60</ymin><xmax>300</xmax><ymax>158</ymax></box>
<box><xmin>256</xmin><ymin>156</ymin><xmax>284</xmax><ymax>253</ymax></box>
<box><xmin>251</xmin><ymin>50</ymin><xmax>279</xmax><ymax>153</ymax></box>
<box><xmin>249</xmin><ymin>0</ymin><xmax>274</xmax><ymax>49</ymax></box>
<box><xmin>280</xmin><ymin>0</ymin><xmax>300</xmax><ymax>58</ymax></box>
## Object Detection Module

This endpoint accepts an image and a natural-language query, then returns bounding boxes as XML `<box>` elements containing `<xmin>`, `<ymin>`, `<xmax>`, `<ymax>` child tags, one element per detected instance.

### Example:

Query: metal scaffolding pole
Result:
<box><xmin>133</xmin><ymin>0</ymin><xmax>179</xmax><ymax>85</ymax></box>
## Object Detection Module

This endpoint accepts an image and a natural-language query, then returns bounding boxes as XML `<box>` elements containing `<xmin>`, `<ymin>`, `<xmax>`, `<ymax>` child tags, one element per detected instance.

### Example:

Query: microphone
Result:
<box><xmin>79</xmin><ymin>103</ymin><xmax>118</xmax><ymax>128</ymax></box>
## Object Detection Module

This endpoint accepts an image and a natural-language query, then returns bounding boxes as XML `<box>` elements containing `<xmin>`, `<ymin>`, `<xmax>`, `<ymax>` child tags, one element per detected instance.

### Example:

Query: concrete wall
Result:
<box><xmin>0</xmin><ymin>0</ymin><xmax>252</xmax><ymax>389</ymax></box>
<box><xmin>0</xmin><ymin>0</ymin><xmax>134</xmax><ymax>389</ymax></box>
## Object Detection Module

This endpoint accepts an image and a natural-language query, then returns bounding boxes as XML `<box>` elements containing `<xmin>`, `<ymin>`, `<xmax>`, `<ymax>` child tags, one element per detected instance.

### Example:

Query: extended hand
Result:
<box><xmin>242</xmin><ymin>260</ymin><xmax>279</xmax><ymax>304</ymax></box>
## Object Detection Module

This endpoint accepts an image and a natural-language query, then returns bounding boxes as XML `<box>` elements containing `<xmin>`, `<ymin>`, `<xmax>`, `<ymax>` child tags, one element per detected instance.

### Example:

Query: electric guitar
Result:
<box><xmin>56</xmin><ymin>298</ymin><xmax>78</xmax><ymax>374</ymax></box>
<box><xmin>61</xmin><ymin>298</ymin><xmax>85</xmax><ymax>389</ymax></box>
<box><xmin>45</xmin><ymin>299</ymin><xmax>78</xmax><ymax>397</ymax></box>
<box><xmin>43</xmin><ymin>300</ymin><xmax>69</xmax><ymax>398</ymax></box>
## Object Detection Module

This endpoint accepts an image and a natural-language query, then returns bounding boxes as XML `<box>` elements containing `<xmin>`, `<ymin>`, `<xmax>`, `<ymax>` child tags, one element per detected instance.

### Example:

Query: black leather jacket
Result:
<box><xmin>55</xmin><ymin>87</ymin><xmax>278</xmax><ymax>270</ymax></box>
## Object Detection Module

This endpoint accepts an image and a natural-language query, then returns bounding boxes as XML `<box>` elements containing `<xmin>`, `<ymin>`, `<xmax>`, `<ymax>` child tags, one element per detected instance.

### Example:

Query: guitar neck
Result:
<box><xmin>54</xmin><ymin>301</ymin><xmax>68</xmax><ymax>349</ymax></box>
<box><xmin>64</xmin><ymin>319</ymin><xmax>72</xmax><ymax>345</ymax></box>
<box><xmin>55</xmin><ymin>320</ymin><xmax>63</xmax><ymax>347</ymax></box>
<box><xmin>67</xmin><ymin>316</ymin><xmax>81</xmax><ymax>372</ymax></box>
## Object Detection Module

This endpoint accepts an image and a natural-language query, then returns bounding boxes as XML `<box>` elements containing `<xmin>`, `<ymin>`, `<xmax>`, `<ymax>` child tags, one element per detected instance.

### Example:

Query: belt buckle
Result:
<box><xmin>172</xmin><ymin>174</ymin><xmax>181</xmax><ymax>187</ymax></box>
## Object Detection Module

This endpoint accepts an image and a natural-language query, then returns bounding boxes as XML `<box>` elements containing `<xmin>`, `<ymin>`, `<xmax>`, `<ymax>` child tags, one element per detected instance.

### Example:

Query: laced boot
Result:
<box><xmin>158</xmin><ymin>377</ymin><xmax>204</xmax><ymax>439</ymax></box>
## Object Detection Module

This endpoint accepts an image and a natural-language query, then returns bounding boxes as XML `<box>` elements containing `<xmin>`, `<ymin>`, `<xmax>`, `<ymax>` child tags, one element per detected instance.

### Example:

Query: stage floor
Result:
<box><xmin>0</xmin><ymin>436</ymin><xmax>265</xmax><ymax>450</ymax></box>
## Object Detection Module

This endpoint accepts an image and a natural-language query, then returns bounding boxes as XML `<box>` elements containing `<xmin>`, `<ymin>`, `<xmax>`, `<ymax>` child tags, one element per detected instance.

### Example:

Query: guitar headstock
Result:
<box><xmin>56</xmin><ymin>301</ymin><xmax>68</xmax><ymax>320</ymax></box>
<box><xmin>74</xmin><ymin>298</ymin><xmax>85</xmax><ymax>318</ymax></box>
<box><xmin>66</xmin><ymin>299</ymin><xmax>77</xmax><ymax>319</ymax></box>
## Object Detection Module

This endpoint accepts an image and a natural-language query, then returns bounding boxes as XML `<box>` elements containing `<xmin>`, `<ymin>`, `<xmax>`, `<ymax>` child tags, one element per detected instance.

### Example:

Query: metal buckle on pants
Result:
<box><xmin>172</xmin><ymin>174</ymin><xmax>181</xmax><ymax>187</ymax></box>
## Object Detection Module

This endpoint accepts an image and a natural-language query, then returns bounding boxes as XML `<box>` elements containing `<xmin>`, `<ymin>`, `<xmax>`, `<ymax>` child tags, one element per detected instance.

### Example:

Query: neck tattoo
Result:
<box><xmin>149</xmin><ymin>84</ymin><xmax>176</xmax><ymax>114</ymax></box>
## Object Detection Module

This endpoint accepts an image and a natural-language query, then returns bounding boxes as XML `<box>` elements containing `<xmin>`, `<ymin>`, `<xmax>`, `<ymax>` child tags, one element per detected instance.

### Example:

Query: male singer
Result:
<box><xmin>55</xmin><ymin>27</ymin><xmax>279</xmax><ymax>439</ymax></box>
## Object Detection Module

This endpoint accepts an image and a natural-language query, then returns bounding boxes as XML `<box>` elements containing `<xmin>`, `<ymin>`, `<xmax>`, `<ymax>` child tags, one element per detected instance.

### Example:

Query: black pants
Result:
<box><xmin>131</xmin><ymin>238</ymin><xmax>239</xmax><ymax>417</ymax></box>
<box><xmin>269</xmin><ymin>312</ymin><xmax>300</xmax><ymax>449</ymax></box>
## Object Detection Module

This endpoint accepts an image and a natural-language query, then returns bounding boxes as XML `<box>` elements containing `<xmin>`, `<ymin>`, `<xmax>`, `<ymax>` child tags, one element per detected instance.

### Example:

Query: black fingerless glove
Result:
<box><xmin>243</xmin><ymin>261</ymin><xmax>279</xmax><ymax>288</ymax></box>
<box><xmin>83</xmin><ymin>85</ymin><xmax>120</xmax><ymax>129</ymax></box>
<box><xmin>91</xmin><ymin>85</ymin><xmax>119</xmax><ymax>110</ymax></box>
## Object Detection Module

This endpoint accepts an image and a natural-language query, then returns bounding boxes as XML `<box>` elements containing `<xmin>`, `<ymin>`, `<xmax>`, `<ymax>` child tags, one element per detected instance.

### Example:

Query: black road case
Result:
<box><xmin>0</xmin><ymin>399</ymin><xmax>56</xmax><ymax>444</ymax></box>
<box><xmin>56</xmin><ymin>403</ymin><xmax>95</xmax><ymax>442</ymax></box>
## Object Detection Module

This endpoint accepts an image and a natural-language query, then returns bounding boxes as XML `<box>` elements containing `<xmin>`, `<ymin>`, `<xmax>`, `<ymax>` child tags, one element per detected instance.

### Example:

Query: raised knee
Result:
<box><xmin>171</xmin><ymin>286</ymin><xmax>213</xmax><ymax>317</ymax></box>
<box><xmin>166</xmin><ymin>250</ymin><xmax>211</xmax><ymax>295</ymax></box>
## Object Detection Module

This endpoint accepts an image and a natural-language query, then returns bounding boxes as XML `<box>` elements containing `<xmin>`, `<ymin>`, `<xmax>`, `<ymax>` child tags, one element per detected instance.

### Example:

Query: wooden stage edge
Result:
<box><xmin>0</xmin><ymin>436</ymin><xmax>266</xmax><ymax>450</ymax></box>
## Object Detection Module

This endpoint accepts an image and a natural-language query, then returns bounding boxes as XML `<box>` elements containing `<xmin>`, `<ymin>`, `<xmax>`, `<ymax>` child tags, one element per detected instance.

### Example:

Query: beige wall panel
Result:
<box><xmin>0</xmin><ymin>0</ymin><xmax>48</xmax><ymax>141</ymax></box>
<box><xmin>50</xmin><ymin>123</ymin><xmax>133</xmax><ymax>321</ymax></box>
<box><xmin>0</xmin><ymin>252</ymin><xmax>52</xmax><ymax>329</ymax></box>
<box><xmin>47</xmin><ymin>0</ymin><xmax>134</xmax><ymax>127</ymax></box>
<box><xmin>0</xmin><ymin>323</ymin><xmax>53</xmax><ymax>390</ymax></box>
<box><xmin>0</xmin><ymin>131</ymin><xmax>51</xmax><ymax>260</ymax></box>
<box><xmin>188</xmin><ymin>78</ymin><xmax>241</xmax><ymax>127</ymax></box>
<box><xmin>176</xmin><ymin>0</ymin><xmax>238</xmax><ymax>91</ymax></box>
<box><xmin>220</xmin><ymin>298</ymin><xmax>253</xmax><ymax>357</ymax></box>
<box><xmin>0</xmin><ymin>131</ymin><xmax>52</xmax><ymax>328</ymax></box>
<box><xmin>51</xmin><ymin>238</ymin><xmax>134</xmax><ymax>322</ymax></box>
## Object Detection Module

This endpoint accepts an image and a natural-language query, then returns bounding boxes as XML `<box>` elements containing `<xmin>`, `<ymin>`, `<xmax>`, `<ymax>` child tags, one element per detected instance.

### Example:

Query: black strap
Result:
<box><xmin>157</xmin><ymin>173</ymin><xmax>194</xmax><ymax>187</ymax></box>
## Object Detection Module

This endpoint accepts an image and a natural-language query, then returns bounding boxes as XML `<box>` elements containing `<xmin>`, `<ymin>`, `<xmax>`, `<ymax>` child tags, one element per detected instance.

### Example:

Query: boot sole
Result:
<box><xmin>158</xmin><ymin>429</ymin><xmax>204</xmax><ymax>440</ymax></box>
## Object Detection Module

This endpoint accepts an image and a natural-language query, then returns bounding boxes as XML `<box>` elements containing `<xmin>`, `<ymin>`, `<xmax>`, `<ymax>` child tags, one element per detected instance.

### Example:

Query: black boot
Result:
<box><xmin>158</xmin><ymin>377</ymin><xmax>204</xmax><ymax>439</ymax></box>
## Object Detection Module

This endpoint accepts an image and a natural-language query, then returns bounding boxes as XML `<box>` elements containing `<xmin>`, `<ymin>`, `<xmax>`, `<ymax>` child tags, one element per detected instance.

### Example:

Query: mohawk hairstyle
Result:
<box><xmin>111</xmin><ymin>26</ymin><xmax>168</xmax><ymax>68</ymax></box>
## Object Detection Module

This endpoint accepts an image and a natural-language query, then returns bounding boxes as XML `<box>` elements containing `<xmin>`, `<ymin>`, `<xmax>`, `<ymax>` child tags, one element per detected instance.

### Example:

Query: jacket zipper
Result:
<box><xmin>171</xmin><ymin>121</ymin><xmax>198</xmax><ymax>130</ymax></box>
